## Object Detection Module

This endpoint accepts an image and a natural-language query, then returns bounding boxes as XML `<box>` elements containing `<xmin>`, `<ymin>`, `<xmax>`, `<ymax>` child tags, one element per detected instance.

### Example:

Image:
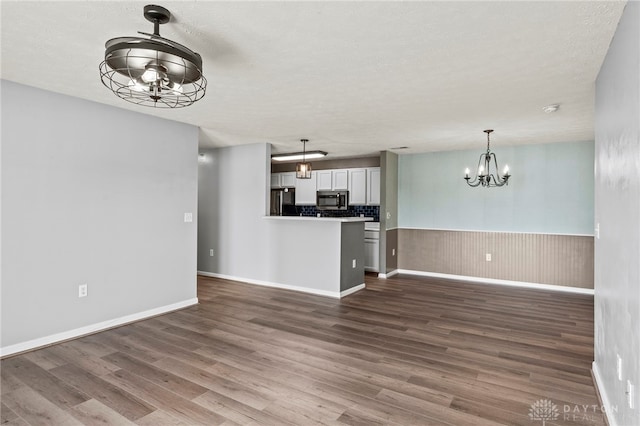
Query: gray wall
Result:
<box><xmin>1</xmin><ymin>81</ymin><xmax>199</xmax><ymax>350</ymax></box>
<box><xmin>198</xmin><ymin>143</ymin><xmax>363</xmax><ymax>296</ymax></box>
<box><xmin>197</xmin><ymin>143</ymin><xmax>271</xmax><ymax>278</ymax></box>
<box><xmin>594</xmin><ymin>2</ymin><xmax>640</xmax><ymax>424</ymax></box>
<box><xmin>340</xmin><ymin>222</ymin><xmax>365</xmax><ymax>291</ymax></box>
<box><xmin>380</xmin><ymin>151</ymin><xmax>399</xmax><ymax>274</ymax></box>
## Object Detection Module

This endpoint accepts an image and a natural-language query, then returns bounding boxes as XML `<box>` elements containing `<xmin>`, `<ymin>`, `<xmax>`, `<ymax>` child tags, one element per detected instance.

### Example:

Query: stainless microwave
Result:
<box><xmin>316</xmin><ymin>191</ymin><xmax>348</xmax><ymax>210</ymax></box>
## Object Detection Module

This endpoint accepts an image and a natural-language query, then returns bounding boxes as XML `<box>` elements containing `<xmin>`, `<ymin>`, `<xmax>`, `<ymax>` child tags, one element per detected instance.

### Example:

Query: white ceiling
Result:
<box><xmin>1</xmin><ymin>1</ymin><xmax>626</xmax><ymax>159</ymax></box>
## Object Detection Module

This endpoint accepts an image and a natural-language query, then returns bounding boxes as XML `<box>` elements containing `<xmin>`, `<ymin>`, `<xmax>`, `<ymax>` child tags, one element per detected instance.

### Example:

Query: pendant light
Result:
<box><xmin>464</xmin><ymin>130</ymin><xmax>511</xmax><ymax>187</ymax></box>
<box><xmin>99</xmin><ymin>4</ymin><xmax>207</xmax><ymax>108</ymax></box>
<box><xmin>296</xmin><ymin>139</ymin><xmax>312</xmax><ymax>179</ymax></box>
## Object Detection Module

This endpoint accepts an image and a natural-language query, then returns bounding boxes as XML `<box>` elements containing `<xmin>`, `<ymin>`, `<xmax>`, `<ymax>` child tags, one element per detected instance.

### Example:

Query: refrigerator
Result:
<box><xmin>270</xmin><ymin>188</ymin><xmax>296</xmax><ymax>216</ymax></box>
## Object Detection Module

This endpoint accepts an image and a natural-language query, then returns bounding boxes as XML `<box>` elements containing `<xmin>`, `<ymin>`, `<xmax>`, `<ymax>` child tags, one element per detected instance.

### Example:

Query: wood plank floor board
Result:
<box><xmin>1</xmin><ymin>387</ymin><xmax>83</xmax><ymax>426</ymax></box>
<box><xmin>1</xmin><ymin>401</ymin><xmax>20</xmax><ymax>424</ymax></box>
<box><xmin>153</xmin><ymin>357</ymin><xmax>279</xmax><ymax>410</ymax></box>
<box><xmin>192</xmin><ymin>390</ymin><xmax>297</xmax><ymax>426</ymax></box>
<box><xmin>101</xmin><ymin>352</ymin><xmax>209</xmax><ymax>400</ymax></box>
<box><xmin>40</xmin><ymin>344</ymin><xmax>120</xmax><ymax>377</ymax></box>
<box><xmin>0</xmin><ymin>274</ymin><xmax>602</xmax><ymax>425</ymax></box>
<box><xmin>1</xmin><ymin>357</ymin><xmax>90</xmax><ymax>409</ymax></box>
<box><xmin>101</xmin><ymin>369</ymin><xmax>228</xmax><ymax>426</ymax></box>
<box><xmin>48</xmin><ymin>364</ymin><xmax>155</xmax><ymax>421</ymax></box>
<box><xmin>67</xmin><ymin>399</ymin><xmax>137</xmax><ymax>426</ymax></box>
<box><xmin>113</xmin><ymin>326</ymin><xmax>219</xmax><ymax>370</ymax></box>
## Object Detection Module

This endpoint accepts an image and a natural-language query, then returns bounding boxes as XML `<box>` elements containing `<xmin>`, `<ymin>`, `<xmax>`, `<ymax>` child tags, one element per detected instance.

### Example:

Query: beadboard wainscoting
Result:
<box><xmin>398</xmin><ymin>228</ymin><xmax>594</xmax><ymax>288</ymax></box>
<box><xmin>385</xmin><ymin>228</ymin><xmax>398</xmax><ymax>273</ymax></box>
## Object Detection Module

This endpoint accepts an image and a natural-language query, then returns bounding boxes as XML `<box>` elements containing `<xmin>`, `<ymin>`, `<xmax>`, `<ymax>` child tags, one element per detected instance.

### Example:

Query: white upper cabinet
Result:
<box><xmin>271</xmin><ymin>172</ymin><xmax>296</xmax><ymax>188</ymax></box>
<box><xmin>367</xmin><ymin>168</ymin><xmax>381</xmax><ymax>205</ymax></box>
<box><xmin>317</xmin><ymin>170</ymin><xmax>348</xmax><ymax>191</ymax></box>
<box><xmin>270</xmin><ymin>173</ymin><xmax>280</xmax><ymax>188</ymax></box>
<box><xmin>348</xmin><ymin>169</ymin><xmax>367</xmax><ymax>205</ymax></box>
<box><xmin>280</xmin><ymin>172</ymin><xmax>296</xmax><ymax>188</ymax></box>
<box><xmin>332</xmin><ymin>170</ymin><xmax>348</xmax><ymax>190</ymax></box>
<box><xmin>273</xmin><ymin>166</ymin><xmax>379</xmax><ymax>205</ymax></box>
<box><xmin>295</xmin><ymin>171</ymin><xmax>317</xmax><ymax>205</ymax></box>
<box><xmin>316</xmin><ymin>170</ymin><xmax>333</xmax><ymax>190</ymax></box>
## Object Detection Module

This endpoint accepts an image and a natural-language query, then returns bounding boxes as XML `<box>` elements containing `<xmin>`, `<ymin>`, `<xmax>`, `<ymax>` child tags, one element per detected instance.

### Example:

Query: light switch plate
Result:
<box><xmin>184</xmin><ymin>212</ymin><xmax>193</xmax><ymax>223</ymax></box>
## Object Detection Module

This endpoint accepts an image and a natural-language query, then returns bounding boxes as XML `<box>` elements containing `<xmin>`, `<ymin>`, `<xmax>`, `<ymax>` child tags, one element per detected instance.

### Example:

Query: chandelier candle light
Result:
<box><xmin>464</xmin><ymin>129</ymin><xmax>511</xmax><ymax>187</ymax></box>
<box><xmin>99</xmin><ymin>4</ymin><xmax>207</xmax><ymax>108</ymax></box>
<box><xmin>296</xmin><ymin>139</ymin><xmax>312</xmax><ymax>179</ymax></box>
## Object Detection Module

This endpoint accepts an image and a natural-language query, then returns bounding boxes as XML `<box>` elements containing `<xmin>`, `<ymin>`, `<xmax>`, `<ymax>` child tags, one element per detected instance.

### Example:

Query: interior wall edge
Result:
<box><xmin>197</xmin><ymin>271</ymin><xmax>342</xmax><ymax>298</ymax></box>
<box><xmin>592</xmin><ymin>361</ymin><xmax>620</xmax><ymax>426</ymax></box>
<box><xmin>0</xmin><ymin>298</ymin><xmax>198</xmax><ymax>359</ymax></box>
<box><xmin>396</xmin><ymin>269</ymin><xmax>594</xmax><ymax>295</ymax></box>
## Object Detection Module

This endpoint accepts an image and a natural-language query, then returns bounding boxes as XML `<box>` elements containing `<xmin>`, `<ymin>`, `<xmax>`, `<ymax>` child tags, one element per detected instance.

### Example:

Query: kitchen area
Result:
<box><xmin>269</xmin><ymin>158</ymin><xmax>381</xmax><ymax>274</ymax></box>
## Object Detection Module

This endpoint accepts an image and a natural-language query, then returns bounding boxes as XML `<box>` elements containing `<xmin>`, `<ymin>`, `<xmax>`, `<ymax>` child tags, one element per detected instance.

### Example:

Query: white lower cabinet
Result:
<box><xmin>364</xmin><ymin>237</ymin><xmax>380</xmax><ymax>272</ymax></box>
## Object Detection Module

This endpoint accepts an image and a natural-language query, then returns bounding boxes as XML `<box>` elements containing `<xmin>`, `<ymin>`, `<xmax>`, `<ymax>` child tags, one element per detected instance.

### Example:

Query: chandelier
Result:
<box><xmin>99</xmin><ymin>5</ymin><xmax>207</xmax><ymax>108</ymax></box>
<box><xmin>296</xmin><ymin>139</ymin><xmax>312</xmax><ymax>179</ymax></box>
<box><xmin>464</xmin><ymin>129</ymin><xmax>511</xmax><ymax>187</ymax></box>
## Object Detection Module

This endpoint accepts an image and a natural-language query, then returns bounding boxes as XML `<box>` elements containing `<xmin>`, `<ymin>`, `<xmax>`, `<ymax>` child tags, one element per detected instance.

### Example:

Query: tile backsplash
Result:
<box><xmin>296</xmin><ymin>205</ymin><xmax>379</xmax><ymax>222</ymax></box>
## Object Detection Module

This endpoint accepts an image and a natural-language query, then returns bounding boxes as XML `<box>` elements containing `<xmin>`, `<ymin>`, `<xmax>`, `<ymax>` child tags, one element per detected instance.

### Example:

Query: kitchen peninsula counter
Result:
<box><xmin>264</xmin><ymin>216</ymin><xmax>374</xmax><ymax>222</ymax></box>
<box><xmin>261</xmin><ymin>216</ymin><xmax>371</xmax><ymax>297</ymax></box>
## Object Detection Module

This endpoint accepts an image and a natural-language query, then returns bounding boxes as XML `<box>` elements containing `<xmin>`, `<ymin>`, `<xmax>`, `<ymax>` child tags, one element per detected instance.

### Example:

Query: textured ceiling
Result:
<box><xmin>0</xmin><ymin>1</ymin><xmax>626</xmax><ymax>158</ymax></box>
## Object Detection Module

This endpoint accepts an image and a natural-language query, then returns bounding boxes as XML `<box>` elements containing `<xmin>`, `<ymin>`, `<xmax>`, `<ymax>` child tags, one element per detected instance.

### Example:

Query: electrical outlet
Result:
<box><xmin>78</xmin><ymin>284</ymin><xmax>88</xmax><ymax>298</ymax></box>
<box><xmin>209</xmin><ymin>249</ymin><xmax>214</xmax><ymax>257</ymax></box>
<box><xmin>617</xmin><ymin>354</ymin><xmax>622</xmax><ymax>380</ymax></box>
<box><xmin>392</xmin><ymin>248</ymin><xmax>396</xmax><ymax>256</ymax></box>
<box><xmin>386</xmin><ymin>212</ymin><xmax>391</xmax><ymax>220</ymax></box>
<box><xmin>486</xmin><ymin>253</ymin><xmax>492</xmax><ymax>262</ymax></box>
<box><xmin>184</xmin><ymin>212</ymin><xmax>193</xmax><ymax>223</ymax></box>
<box><xmin>627</xmin><ymin>380</ymin><xmax>635</xmax><ymax>409</ymax></box>
<box><xmin>352</xmin><ymin>259</ymin><xmax>356</xmax><ymax>268</ymax></box>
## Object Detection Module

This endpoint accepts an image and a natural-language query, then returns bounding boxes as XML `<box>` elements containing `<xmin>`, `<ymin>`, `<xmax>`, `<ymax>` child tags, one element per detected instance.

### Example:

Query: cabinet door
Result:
<box><xmin>332</xmin><ymin>170</ymin><xmax>348</xmax><ymax>190</ymax></box>
<box><xmin>348</xmin><ymin>169</ymin><xmax>367</xmax><ymax>205</ymax></box>
<box><xmin>280</xmin><ymin>172</ymin><xmax>296</xmax><ymax>188</ymax></box>
<box><xmin>367</xmin><ymin>168</ymin><xmax>381</xmax><ymax>205</ymax></box>
<box><xmin>270</xmin><ymin>173</ymin><xmax>280</xmax><ymax>188</ymax></box>
<box><xmin>317</xmin><ymin>170</ymin><xmax>333</xmax><ymax>190</ymax></box>
<box><xmin>295</xmin><ymin>171</ymin><xmax>317</xmax><ymax>205</ymax></box>
<box><xmin>364</xmin><ymin>239</ymin><xmax>380</xmax><ymax>272</ymax></box>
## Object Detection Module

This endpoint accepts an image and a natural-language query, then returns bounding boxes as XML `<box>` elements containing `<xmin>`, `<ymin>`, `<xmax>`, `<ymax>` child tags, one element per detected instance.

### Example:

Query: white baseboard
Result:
<box><xmin>340</xmin><ymin>283</ymin><xmax>365</xmax><ymax>297</ymax></box>
<box><xmin>396</xmin><ymin>269</ymin><xmax>594</xmax><ymax>295</ymax></box>
<box><xmin>0</xmin><ymin>298</ymin><xmax>199</xmax><ymax>358</ymax></box>
<box><xmin>592</xmin><ymin>361</ymin><xmax>618</xmax><ymax>426</ymax></box>
<box><xmin>378</xmin><ymin>269</ymin><xmax>399</xmax><ymax>279</ymax></box>
<box><xmin>198</xmin><ymin>271</ymin><xmax>346</xmax><ymax>298</ymax></box>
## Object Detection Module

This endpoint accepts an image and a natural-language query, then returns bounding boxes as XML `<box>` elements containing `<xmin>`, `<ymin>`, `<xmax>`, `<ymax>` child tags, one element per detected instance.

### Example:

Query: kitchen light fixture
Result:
<box><xmin>99</xmin><ymin>4</ymin><xmax>207</xmax><ymax>108</ymax></box>
<box><xmin>271</xmin><ymin>151</ymin><xmax>327</xmax><ymax>162</ymax></box>
<box><xmin>271</xmin><ymin>141</ymin><xmax>327</xmax><ymax>162</ymax></box>
<box><xmin>464</xmin><ymin>129</ymin><xmax>511</xmax><ymax>187</ymax></box>
<box><xmin>296</xmin><ymin>139</ymin><xmax>313</xmax><ymax>179</ymax></box>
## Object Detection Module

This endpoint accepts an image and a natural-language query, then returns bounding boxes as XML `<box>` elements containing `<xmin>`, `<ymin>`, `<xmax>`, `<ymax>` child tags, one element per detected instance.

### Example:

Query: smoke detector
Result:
<box><xmin>543</xmin><ymin>104</ymin><xmax>560</xmax><ymax>113</ymax></box>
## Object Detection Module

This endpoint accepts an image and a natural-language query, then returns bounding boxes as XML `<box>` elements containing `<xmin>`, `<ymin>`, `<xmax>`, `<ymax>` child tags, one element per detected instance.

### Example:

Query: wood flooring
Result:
<box><xmin>1</xmin><ymin>274</ymin><xmax>603</xmax><ymax>425</ymax></box>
